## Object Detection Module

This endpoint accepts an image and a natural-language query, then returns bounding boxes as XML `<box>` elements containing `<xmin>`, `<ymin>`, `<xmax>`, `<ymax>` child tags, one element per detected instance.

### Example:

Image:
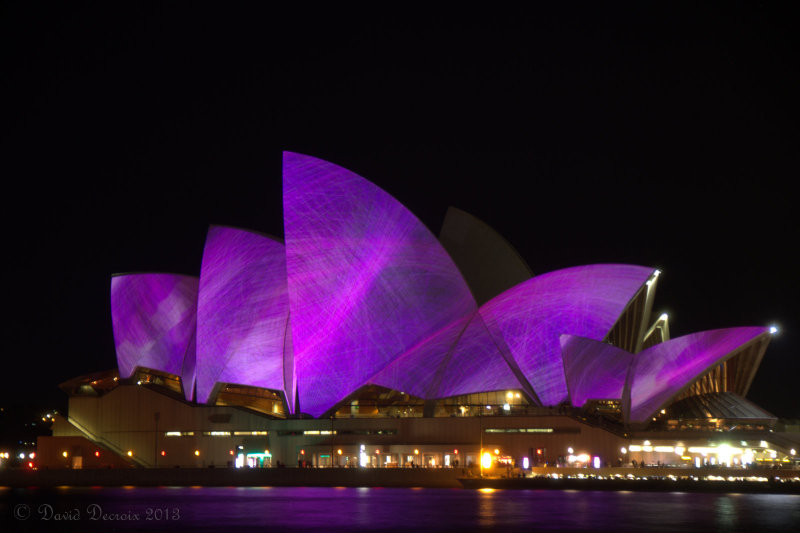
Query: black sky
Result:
<box><xmin>2</xmin><ymin>3</ymin><xmax>798</xmax><ymax>416</ymax></box>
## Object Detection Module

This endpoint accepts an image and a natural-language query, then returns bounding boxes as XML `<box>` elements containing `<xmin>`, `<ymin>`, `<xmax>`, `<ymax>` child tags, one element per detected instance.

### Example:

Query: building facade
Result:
<box><xmin>38</xmin><ymin>152</ymin><xmax>795</xmax><ymax>470</ymax></box>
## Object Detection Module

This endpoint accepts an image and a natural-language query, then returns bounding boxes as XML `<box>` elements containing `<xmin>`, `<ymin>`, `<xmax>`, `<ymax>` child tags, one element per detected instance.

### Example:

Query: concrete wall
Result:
<box><xmin>55</xmin><ymin>385</ymin><xmax>627</xmax><ymax>469</ymax></box>
<box><xmin>37</xmin><ymin>436</ymin><xmax>133</xmax><ymax>469</ymax></box>
<box><xmin>65</xmin><ymin>385</ymin><xmax>270</xmax><ymax>467</ymax></box>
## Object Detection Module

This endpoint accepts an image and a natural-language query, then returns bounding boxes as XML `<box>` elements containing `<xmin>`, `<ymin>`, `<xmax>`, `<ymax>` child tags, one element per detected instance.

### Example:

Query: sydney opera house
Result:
<box><xmin>39</xmin><ymin>153</ymin><xmax>793</xmax><ymax>471</ymax></box>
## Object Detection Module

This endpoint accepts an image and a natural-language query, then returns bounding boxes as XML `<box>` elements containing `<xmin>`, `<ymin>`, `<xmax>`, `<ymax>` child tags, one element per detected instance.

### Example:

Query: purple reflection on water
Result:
<box><xmin>2</xmin><ymin>487</ymin><xmax>798</xmax><ymax>532</ymax></box>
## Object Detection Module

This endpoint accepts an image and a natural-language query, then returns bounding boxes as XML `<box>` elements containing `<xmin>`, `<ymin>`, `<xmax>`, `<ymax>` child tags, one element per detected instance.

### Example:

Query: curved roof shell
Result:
<box><xmin>195</xmin><ymin>226</ymin><xmax>294</xmax><ymax>409</ymax></box>
<box><xmin>107</xmin><ymin>153</ymin><xmax>773</xmax><ymax>422</ymax></box>
<box><xmin>283</xmin><ymin>152</ymin><xmax>477</xmax><ymax>417</ymax></box>
<box><xmin>479</xmin><ymin>264</ymin><xmax>655</xmax><ymax>406</ymax></box>
<box><xmin>110</xmin><ymin>273</ymin><xmax>198</xmax><ymax>399</ymax></box>
<box><xmin>560</xmin><ymin>334</ymin><xmax>633</xmax><ymax>407</ymax></box>
<box><xmin>368</xmin><ymin>311</ymin><xmax>526</xmax><ymax>400</ymax></box>
<box><xmin>626</xmin><ymin>327</ymin><xmax>770</xmax><ymax>423</ymax></box>
<box><xmin>439</xmin><ymin>206</ymin><xmax>533</xmax><ymax>305</ymax></box>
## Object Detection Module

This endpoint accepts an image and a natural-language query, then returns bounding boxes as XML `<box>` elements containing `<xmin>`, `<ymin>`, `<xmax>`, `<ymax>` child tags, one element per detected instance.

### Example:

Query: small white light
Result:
<box><xmin>791</xmin><ymin>449</ymin><xmax>796</xmax><ymax>456</ymax></box>
<box><xmin>659</xmin><ymin>313</ymin><xmax>668</xmax><ymax>321</ymax></box>
<box><xmin>503</xmin><ymin>403</ymin><xmax>510</xmax><ymax>411</ymax></box>
<box><xmin>769</xmin><ymin>326</ymin><xmax>778</xmax><ymax>335</ymax></box>
<box><xmin>620</xmin><ymin>447</ymin><xmax>627</xmax><ymax>454</ymax></box>
<box><xmin>567</xmin><ymin>447</ymin><xmax>574</xmax><ymax>454</ymax></box>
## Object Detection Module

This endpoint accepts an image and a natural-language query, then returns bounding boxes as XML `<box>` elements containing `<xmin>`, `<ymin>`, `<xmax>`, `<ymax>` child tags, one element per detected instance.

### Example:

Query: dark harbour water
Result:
<box><xmin>2</xmin><ymin>487</ymin><xmax>799</xmax><ymax>532</ymax></box>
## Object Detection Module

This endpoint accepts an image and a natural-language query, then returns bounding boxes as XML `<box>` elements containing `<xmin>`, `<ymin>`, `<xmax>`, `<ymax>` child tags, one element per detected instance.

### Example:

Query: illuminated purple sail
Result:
<box><xmin>369</xmin><ymin>312</ymin><xmax>524</xmax><ymax>400</ymax></box>
<box><xmin>627</xmin><ymin>327</ymin><xmax>770</xmax><ymax>423</ymax></box>
<box><xmin>283</xmin><ymin>152</ymin><xmax>477</xmax><ymax>417</ymax></box>
<box><xmin>180</xmin><ymin>331</ymin><xmax>197</xmax><ymax>401</ymax></box>
<box><xmin>560</xmin><ymin>334</ymin><xmax>633</xmax><ymax>407</ymax></box>
<box><xmin>110</xmin><ymin>273</ymin><xmax>199</xmax><ymax>395</ymax></box>
<box><xmin>479</xmin><ymin>264</ymin><xmax>654</xmax><ymax>406</ymax></box>
<box><xmin>435</xmin><ymin>311</ymin><xmax>528</xmax><ymax>399</ymax></box>
<box><xmin>108</xmin><ymin>151</ymin><xmax>776</xmax><ymax>425</ymax></box>
<box><xmin>195</xmin><ymin>226</ymin><xmax>294</xmax><ymax>410</ymax></box>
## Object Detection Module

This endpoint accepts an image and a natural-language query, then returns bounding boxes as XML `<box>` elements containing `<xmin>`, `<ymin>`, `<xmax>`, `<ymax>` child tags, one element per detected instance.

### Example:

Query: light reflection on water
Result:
<box><xmin>1</xmin><ymin>486</ymin><xmax>799</xmax><ymax>532</ymax></box>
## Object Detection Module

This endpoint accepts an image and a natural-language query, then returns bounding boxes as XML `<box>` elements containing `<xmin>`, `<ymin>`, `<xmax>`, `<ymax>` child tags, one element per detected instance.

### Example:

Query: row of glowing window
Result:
<box><xmin>163</xmin><ymin>430</ymin><xmax>393</xmax><ymax>437</ymax></box>
<box><xmin>164</xmin><ymin>431</ymin><xmax>269</xmax><ymax>437</ymax></box>
<box><xmin>485</xmin><ymin>428</ymin><xmax>555</xmax><ymax>433</ymax></box>
<box><xmin>62</xmin><ymin>449</ymin><xmax>259</xmax><ymax>458</ymax></box>
<box><xmin>163</xmin><ymin>428</ymin><xmax>560</xmax><ymax>437</ymax></box>
<box><xmin>626</xmin><ymin>444</ymin><xmax>795</xmax><ymax>456</ymax></box>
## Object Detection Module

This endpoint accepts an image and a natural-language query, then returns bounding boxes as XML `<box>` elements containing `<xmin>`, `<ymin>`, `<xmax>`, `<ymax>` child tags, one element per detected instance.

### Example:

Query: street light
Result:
<box><xmin>330</xmin><ymin>415</ymin><xmax>335</xmax><ymax>468</ymax></box>
<box><xmin>153</xmin><ymin>411</ymin><xmax>160</xmax><ymax>468</ymax></box>
<box><xmin>481</xmin><ymin>452</ymin><xmax>492</xmax><ymax>470</ymax></box>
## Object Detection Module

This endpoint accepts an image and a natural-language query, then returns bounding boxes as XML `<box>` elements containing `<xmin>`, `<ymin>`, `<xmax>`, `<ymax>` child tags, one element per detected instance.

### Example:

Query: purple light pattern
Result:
<box><xmin>108</xmin><ymin>153</ymin><xmax>773</xmax><ymax>422</ymax></box>
<box><xmin>479</xmin><ymin>264</ymin><xmax>654</xmax><ymax>406</ymax></box>
<box><xmin>560</xmin><ymin>334</ymin><xmax>633</xmax><ymax>407</ymax></box>
<box><xmin>369</xmin><ymin>312</ymin><xmax>524</xmax><ymax>399</ymax></box>
<box><xmin>283</xmin><ymin>152</ymin><xmax>477</xmax><ymax>417</ymax></box>
<box><xmin>437</xmin><ymin>311</ymin><xmax>527</xmax><ymax>398</ymax></box>
<box><xmin>195</xmin><ymin>226</ymin><xmax>293</xmax><ymax>409</ymax></box>
<box><xmin>110</xmin><ymin>273</ymin><xmax>198</xmax><ymax>387</ymax></box>
<box><xmin>627</xmin><ymin>327</ymin><xmax>769</xmax><ymax>423</ymax></box>
<box><xmin>180</xmin><ymin>331</ymin><xmax>197</xmax><ymax>401</ymax></box>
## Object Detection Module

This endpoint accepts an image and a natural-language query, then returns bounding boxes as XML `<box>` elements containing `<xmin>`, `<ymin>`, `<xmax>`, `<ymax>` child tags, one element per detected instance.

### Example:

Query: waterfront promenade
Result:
<box><xmin>1</xmin><ymin>466</ymin><xmax>798</xmax><ymax>491</ymax></box>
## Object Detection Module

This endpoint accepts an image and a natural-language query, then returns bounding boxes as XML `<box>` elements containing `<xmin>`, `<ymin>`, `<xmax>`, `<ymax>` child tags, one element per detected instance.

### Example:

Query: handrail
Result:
<box><xmin>66</xmin><ymin>416</ymin><xmax>148</xmax><ymax>467</ymax></box>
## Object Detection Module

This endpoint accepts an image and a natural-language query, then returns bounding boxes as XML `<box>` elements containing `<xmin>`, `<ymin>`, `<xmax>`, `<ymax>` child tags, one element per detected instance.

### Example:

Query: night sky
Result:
<box><xmin>2</xmin><ymin>4</ymin><xmax>798</xmax><ymax>417</ymax></box>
